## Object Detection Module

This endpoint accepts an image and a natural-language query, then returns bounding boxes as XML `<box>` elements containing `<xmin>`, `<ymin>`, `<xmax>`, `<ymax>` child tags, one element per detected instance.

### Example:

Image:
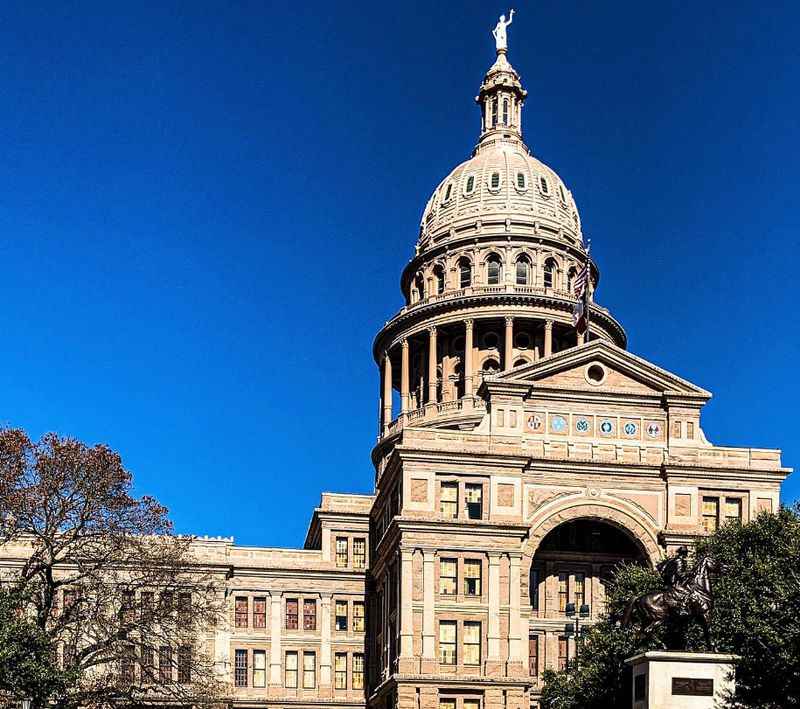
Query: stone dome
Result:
<box><xmin>418</xmin><ymin>143</ymin><xmax>583</xmax><ymax>253</ymax></box>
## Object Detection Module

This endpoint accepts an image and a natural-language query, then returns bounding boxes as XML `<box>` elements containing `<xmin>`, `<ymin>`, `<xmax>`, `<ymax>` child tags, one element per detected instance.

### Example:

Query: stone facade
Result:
<box><xmin>0</xmin><ymin>30</ymin><xmax>789</xmax><ymax>709</ymax></box>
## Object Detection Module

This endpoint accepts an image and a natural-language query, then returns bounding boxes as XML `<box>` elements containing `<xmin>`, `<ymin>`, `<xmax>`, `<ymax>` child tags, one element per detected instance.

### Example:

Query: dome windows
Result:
<box><xmin>558</xmin><ymin>183</ymin><xmax>568</xmax><ymax>205</ymax></box>
<box><xmin>486</xmin><ymin>253</ymin><xmax>502</xmax><ymax>285</ymax></box>
<box><xmin>502</xmin><ymin>98</ymin><xmax>510</xmax><ymax>126</ymax></box>
<box><xmin>538</xmin><ymin>175</ymin><xmax>550</xmax><ymax>196</ymax></box>
<box><xmin>515</xmin><ymin>171</ymin><xmax>528</xmax><ymax>191</ymax></box>
<box><xmin>458</xmin><ymin>257</ymin><xmax>472</xmax><ymax>288</ymax></box>
<box><xmin>488</xmin><ymin>171</ymin><xmax>502</xmax><ymax>192</ymax></box>
<box><xmin>482</xmin><ymin>332</ymin><xmax>500</xmax><ymax>349</ymax></box>
<box><xmin>443</xmin><ymin>182</ymin><xmax>453</xmax><ymax>203</ymax></box>
<box><xmin>543</xmin><ymin>257</ymin><xmax>558</xmax><ymax>289</ymax></box>
<box><xmin>515</xmin><ymin>255</ymin><xmax>531</xmax><ymax>285</ymax></box>
<box><xmin>463</xmin><ymin>173</ymin><xmax>477</xmax><ymax>196</ymax></box>
<box><xmin>433</xmin><ymin>264</ymin><xmax>446</xmax><ymax>294</ymax></box>
<box><xmin>514</xmin><ymin>332</ymin><xmax>531</xmax><ymax>350</ymax></box>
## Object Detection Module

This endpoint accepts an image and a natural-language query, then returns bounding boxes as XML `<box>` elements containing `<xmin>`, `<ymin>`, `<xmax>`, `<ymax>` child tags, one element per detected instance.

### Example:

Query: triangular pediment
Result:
<box><xmin>492</xmin><ymin>340</ymin><xmax>711</xmax><ymax>400</ymax></box>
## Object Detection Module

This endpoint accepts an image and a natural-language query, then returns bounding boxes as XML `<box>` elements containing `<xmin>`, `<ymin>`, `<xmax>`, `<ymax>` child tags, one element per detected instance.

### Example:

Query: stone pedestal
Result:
<box><xmin>625</xmin><ymin>651</ymin><xmax>736</xmax><ymax>709</ymax></box>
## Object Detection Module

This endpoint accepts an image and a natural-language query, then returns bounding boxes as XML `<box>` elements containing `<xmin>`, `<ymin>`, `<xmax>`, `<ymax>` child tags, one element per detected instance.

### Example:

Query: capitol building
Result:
<box><xmin>8</xmin><ymin>23</ymin><xmax>786</xmax><ymax>709</ymax></box>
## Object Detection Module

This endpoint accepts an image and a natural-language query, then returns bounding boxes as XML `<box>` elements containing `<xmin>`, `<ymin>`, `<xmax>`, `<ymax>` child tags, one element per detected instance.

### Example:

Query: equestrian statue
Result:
<box><xmin>621</xmin><ymin>546</ymin><xmax>724</xmax><ymax>650</ymax></box>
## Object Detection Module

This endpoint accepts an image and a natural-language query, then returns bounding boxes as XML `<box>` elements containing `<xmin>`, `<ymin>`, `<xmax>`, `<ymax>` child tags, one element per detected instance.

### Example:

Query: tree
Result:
<box><xmin>0</xmin><ymin>429</ymin><xmax>226</xmax><ymax>709</ymax></box>
<box><xmin>539</xmin><ymin>505</ymin><xmax>800</xmax><ymax>709</ymax></box>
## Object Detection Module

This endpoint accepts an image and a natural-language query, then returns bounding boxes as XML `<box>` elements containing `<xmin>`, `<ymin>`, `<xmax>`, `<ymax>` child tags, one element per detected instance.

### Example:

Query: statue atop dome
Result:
<box><xmin>492</xmin><ymin>9</ymin><xmax>515</xmax><ymax>53</ymax></box>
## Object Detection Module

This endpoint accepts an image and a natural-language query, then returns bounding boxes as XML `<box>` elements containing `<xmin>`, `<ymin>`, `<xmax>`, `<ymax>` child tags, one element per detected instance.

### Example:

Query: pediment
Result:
<box><xmin>492</xmin><ymin>340</ymin><xmax>711</xmax><ymax>400</ymax></box>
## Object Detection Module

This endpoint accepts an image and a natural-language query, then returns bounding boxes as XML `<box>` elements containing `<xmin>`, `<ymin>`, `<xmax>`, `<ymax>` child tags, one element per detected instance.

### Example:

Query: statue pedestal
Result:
<box><xmin>625</xmin><ymin>651</ymin><xmax>737</xmax><ymax>709</ymax></box>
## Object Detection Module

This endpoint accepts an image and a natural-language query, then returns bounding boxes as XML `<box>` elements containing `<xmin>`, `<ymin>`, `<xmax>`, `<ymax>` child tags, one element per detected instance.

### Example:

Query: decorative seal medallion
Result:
<box><xmin>527</xmin><ymin>414</ymin><xmax>542</xmax><ymax>431</ymax></box>
<box><xmin>551</xmin><ymin>415</ymin><xmax>567</xmax><ymax>433</ymax></box>
<box><xmin>576</xmin><ymin>418</ymin><xmax>590</xmax><ymax>433</ymax></box>
<box><xmin>600</xmin><ymin>419</ymin><xmax>614</xmax><ymax>435</ymax></box>
<box><xmin>646</xmin><ymin>423</ymin><xmax>662</xmax><ymax>438</ymax></box>
<box><xmin>624</xmin><ymin>422</ymin><xmax>638</xmax><ymax>436</ymax></box>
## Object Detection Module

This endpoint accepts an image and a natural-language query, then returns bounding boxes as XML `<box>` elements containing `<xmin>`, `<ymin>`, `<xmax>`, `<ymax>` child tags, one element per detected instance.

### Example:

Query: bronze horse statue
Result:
<box><xmin>621</xmin><ymin>554</ymin><xmax>724</xmax><ymax>650</ymax></box>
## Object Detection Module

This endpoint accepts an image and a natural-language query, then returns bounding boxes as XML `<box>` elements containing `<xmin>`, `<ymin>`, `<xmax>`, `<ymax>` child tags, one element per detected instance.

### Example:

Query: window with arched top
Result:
<box><xmin>433</xmin><ymin>265</ymin><xmax>445</xmax><ymax>295</ymax></box>
<box><xmin>567</xmin><ymin>267</ymin><xmax>578</xmax><ymax>294</ymax></box>
<box><xmin>515</xmin><ymin>255</ymin><xmax>531</xmax><ymax>285</ymax></box>
<box><xmin>544</xmin><ymin>258</ymin><xmax>557</xmax><ymax>289</ymax></box>
<box><xmin>490</xmin><ymin>172</ymin><xmax>501</xmax><ymax>190</ymax></box>
<box><xmin>516</xmin><ymin>172</ymin><xmax>527</xmax><ymax>190</ymax></box>
<box><xmin>482</xmin><ymin>358</ymin><xmax>500</xmax><ymax>374</ymax></box>
<box><xmin>559</xmin><ymin>184</ymin><xmax>567</xmax><ymax>204</ymax></box>
<box><xmin>464</xmin><ymin>175</ymin><xmax>476</xmax><ymax>195</ymax></box>
<box><xmin>486</xmin><ymin>254</ymin><xmax>502</xmax><ymax>285</ymax></box>
<box><xmin>491</xmin><ymin>97</ymin><xmax>498</xmax><ymax>128</ymax></box>
<box><xmin>458</xmin><ymin>258</ymin><xmax>472</xmax><ymax>288</ymax></box>
<box><xmin>443</xmin><ymin>183</ymin><xmax>453</xmax><ymax>202</ymax></box>
<box><xmin>514</xmin><ymin>358</ymin><xmax>529</xmax><ymax>368</ymax></box>
<box><xmin>502</xmin><ymin>98</ymin><xmax>509</xmax><ymax>125</ymax></box>
<box><xmin>414</xmin><ymin>273</ymin><xmax>425</xmax><ymax>301</ymax></box>
<box><xmin>539</xmin><ymin>176</ymin><xmax>550</xmax><ymax>195</ymax></box>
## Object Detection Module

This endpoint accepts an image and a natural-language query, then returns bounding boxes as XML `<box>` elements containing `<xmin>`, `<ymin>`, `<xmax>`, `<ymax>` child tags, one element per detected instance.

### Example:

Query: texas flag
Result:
<box><xmin>572</xmin><ymin>261</ymin><xmax>589</xmax><ymax>335</ymax></box>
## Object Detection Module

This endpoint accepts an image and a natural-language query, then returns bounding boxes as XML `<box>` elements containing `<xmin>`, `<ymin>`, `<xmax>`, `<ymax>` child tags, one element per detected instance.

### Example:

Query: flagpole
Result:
<box><xmin>585</xmin><ymin>238</ymin><xmax>591</xmax><ymax>343</ymax></box>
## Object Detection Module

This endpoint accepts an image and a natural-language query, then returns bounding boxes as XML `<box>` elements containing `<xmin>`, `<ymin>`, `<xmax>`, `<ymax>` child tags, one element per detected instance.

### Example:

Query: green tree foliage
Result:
<box><xmin>540</xmin><ymin>505</ymin><xmax>800</xmax><ymax>709</ymax></box>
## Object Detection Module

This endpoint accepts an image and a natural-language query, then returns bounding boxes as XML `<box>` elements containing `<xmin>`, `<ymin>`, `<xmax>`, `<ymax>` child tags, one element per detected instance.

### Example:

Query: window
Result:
<box><xmin>725</xmin><ymin>498</ymin><xmax>742</xmax><ymax>524</ymax></box>
<box><xmin>487</xmin><ymin>255</ymin><xmax>502</xmax><ymax>285</ymax></box>
<box><xmin>285</xmin><ymin>651</ymin><xmax>298</xmax><ymax>688</ymax></box>
<box><xmin>531</xmin><ymin>568</ymin><xmax>540</xmax><ymax>611</ymax></box>
<box><xmin>253</xmin><ymin>649</ymin><xmax>266</xmax><ymax>688</ymax></box>
<box><xmin>439</xmin><ymin>621</ymin><xmax>456</xmax><ymax>665</ymax></box>
<box><xmin>464</xmin><ymin>621</ymin><xmax>481</xmax><ymax>665</ymax></box>
<box><xmin>539</xmin><ymin>176</ymin><xmax>550</xmax><ymax>195</ymax></box>
<box><xmin>140</xmin><ymin>591</ymin><xmax>154</xmax><ymax>624</ymax></box>
<box><xmin>335</xmin><ymin>653</ymin><xmax>347</xmax><ymax>689</ymax></box>
<box><xmin>353</xmin><ymin>601</ymin><xmax>365</xmax><ymax>632</ymax></box>
<box><xmin>575</xmin><ymin>573</ymin><xmax>585</xmax><ymax>610</ymax></box>
<box><xmin>464</xmin><ymin>560</ymin><xmax>481</xmax><ymax>596</ymax></box>
<box><xmin>335</xmin><ymin>600</ymin><xmax>348</xmax><ymax>631</ymax></box>
<box><xmin>178</xmin><ymin>592</ymin><xmax>191</xmax><ymax>626</ymax></box>
<box><xmin>434</xmin><ymin>265</ymin><xmax>445</xmax><ymax>294</ymax></box>
<box><xmin>235</xmin><ymin>597</ymin><xmax>248</xmax><ymax>628</ymax></box>
<box><xmin>336</xmin><ymin>537</ymin><xmax>349</xmax><ymax>567</ymax></box>
<box><xmin>121</xmin><ymin>590</ymin><xmax>135</xmax><ymax>625</ymax></box>
<box><xmin>515</xmin><ymin>256</ymin><xmax>530</xmax><ymax>285</ymax></box>
<box><xmin>544</xmin><ymin>258</ymin><xmax>557</xmax><ymax>289</ymax></box>
<box><xmin>529</xmin><ymin>635</ymin><xmax>539</xmax><ymax>677</ymax></box>
<box><xmin>121</xmin><ymin>654</ymin><xmax>135</xmax><ymax>683</ymax></box>
<box><xmin>444</xmin><ymin>183</ymin><xmax>453</xmax><ymax>201</ymax></box>
<box><xmin>558</xmin><ymin>636</ymin><xmax>568</xmax><ymax>671</ymax></box>
<box><xmin>286</xmin><ymin>599</ymin><xmax>298</xmax><ymax>630</ymax></box>
<box><xmin>516</xmin><ymin>171</ymin><xmax>527</xmax><ymax>189</ymax></box>
<box><xmin>702</xmin><ymin>497</ymin><xmax>719</xmax><ymax>533</ymax></box>
<box><xmin>440</xmin><ymin>558</ymin><xmax>457</xmax><ymax>595</ymax></box>
<box><xmin>253</xmin><ymin>597</ymin><xmax>266</xmax><ymax>629</ymax></box>
<box><xmin>303</xmin><ymin>652</ymin><xmax>316</xmax><ymax>688</ymax></box>
<box><xmin>159</xmin><ymin>646</ymin><xmax>172</xmax><ymax>683</ymax></box>
<box><xmin>159</xmin><ymin>591</ymin><xmax>174</xmax><ymax>616</ymax></box>
<box><xmin>491</xmin><ymin>97</ymin><xmax>498</xmax><ymax>127</ymax></box>
<box><xmin>141</xmin><ymin>644</ymin><xmax>155</xmax><ymax>681</ymax></box>
<box><xmin>440</xmin><ymin>701</ymin><xmax>456</xmax><ymax>709</ymax></box>
<box><xmin>464</xmin><ymin>700</ymin><xmax>480</xmax><ymax>709</ymax></box>
<box><xmin>558</xmin><ymin>573</ymin><xmax>569</xmax><ymax>613</ymax></box>
<box><xmin>235</xmin><ymin>649</ymin><xmax>248</xmax><ymax>687</ymax></box>
<box><xmin>559</xmin><ymin>183</ymin><xmax>567</xmax><ymax>203</ymax></box>
<box><xmin>502</xmin><ymin>98</ymin><xmax>509</xmax><ymax>125</ymax></box>
<box><xmin>303</xmin><ymin>599</ymin><xmax>317</xmax><ymax>630</ymax></box>
<box><xmin>465</xmin><ymin>175</ymin><xmax>476</xmax><ymax>194</ymax></box>
<box><xmin>353</xmin><ymin>538</ymin><xmax>367</xmax><ymax>569</ymax></box>
<box><xmin>177</xmin><ymin>645</ymin><xmax>191</xmax><ymax>684</ymax></box>
<box><xmin>465</xmin><ymin>484</ymin><xmax>482</xmax><ymax>519</ymax></box>
<box><xmin>490</xmin><ymin>172</ymin><xmax>501</xmax><ymax>189</ymax></box>
<box><xmin>458</xmin><ymin>258</ymin><xmax>472</xmax><ymax>288</ymax></box>
<box><xmin>440</xmin><ymin>482</ymin><xmax>458</xmax><ymax>518</ymax></box>
<box><xmin>567</xmin><ymin>267</ymin><xmax>577</xmax><ymax>294</ymax></box>
<box><xmin>352</xmin><ymin>653</ymin><xmax>365</xmax><ymax>689</ymax></box>
<box><xmin>687</xmin><ymin>421</ymin><xmax>695</xmax><ymax>438</ymax></box>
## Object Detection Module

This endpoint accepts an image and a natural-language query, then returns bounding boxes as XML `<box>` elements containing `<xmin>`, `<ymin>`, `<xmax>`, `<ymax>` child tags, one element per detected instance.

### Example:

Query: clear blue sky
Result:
<box><xmin>1</xmin><ymin>1</ymin><xmax>797</xmax><ymax>547</ymax></box>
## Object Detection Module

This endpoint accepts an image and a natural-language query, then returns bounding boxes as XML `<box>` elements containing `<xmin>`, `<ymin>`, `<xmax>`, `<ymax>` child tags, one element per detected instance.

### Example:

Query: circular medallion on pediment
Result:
<box><xmin>576</xmin><ymin>418</ymin><xmax>590</xmax><ymax>433</ymax></box>
<box><xmin>624</xmin><ymin>422</ymin><xmax>638</xmax><ymax>436</ymax></box>
<box><xmin>646</xmin><ymin>423</ymin><xmax>662</xmax><ymax>438</ymax></box>
<box><xmin>527</xmin><ymin>414</ymin><xmax>542</xmax><ymax>431</ymax></box>
<box><xmin>600</xmin><ymin>419</ymin><xmax>614</xmax><ymax>435</ymax></box>
<box><xmin>551</xmin><ymin>415</ymin><xmax>567</xmax><ymax>433</ymax></box>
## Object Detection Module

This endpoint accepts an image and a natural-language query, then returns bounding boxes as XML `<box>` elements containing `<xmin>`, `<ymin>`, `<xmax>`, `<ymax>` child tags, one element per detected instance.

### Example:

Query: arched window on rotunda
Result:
<box><xmin>458</xmin><ymin>258</ymin><xmax>472</xmax><ymax>288</ymax></box>
<box><xmin>516</xmin><ymin>255</ymin><xmax>531</xmax><ymax>285</ymax></box>
<box><xmin>486</xmin><ymin>254</ymin><xmax>502</xmax><ymax>285</ymax></box>
<box><xmin>544</xmin><ymin>258</ymin><xmax>557</xmax><ymax>289</ymax></box>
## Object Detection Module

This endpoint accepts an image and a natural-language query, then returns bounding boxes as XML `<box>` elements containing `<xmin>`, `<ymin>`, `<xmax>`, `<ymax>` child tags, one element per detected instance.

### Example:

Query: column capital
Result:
<box><xmin>545</xmin><ymin>320</ymin><xmax>554</xmax><ymax>331</ymax></box>
<box><xmin>464</xmin><ymin>318</ymin><xmax>474</xmax><ymax>330</ymax></box>
<box><xmin>401</xmin><ymin>338</ymin><xmax>409</xmax><ymax>350</ymax></box>
<box><xmin>505</xmin><ymin>315</ymin><xmax>515</xmax><ymax>325</ymax></box>
<box><xmin>487</xmin><ymin>552</ymin><xmax>503</xmax><ymax>563</ymax></box>
<box><xmin>427</xmin><ymin>325</ymin><xmax>437</xmax><ymax>336</ymax></box>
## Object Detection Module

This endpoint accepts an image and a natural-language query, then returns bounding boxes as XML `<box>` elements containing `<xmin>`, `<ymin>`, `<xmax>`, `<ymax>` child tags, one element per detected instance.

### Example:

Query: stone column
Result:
<box><xmin>269</xmin><ymin>594</ymin><xmax>282</xmax><ymax>689</ymax></box>
<box><xmin>544</xmin><ymin>320</ymin><xmax>553</xmax><ymax>357</ymax></box>
<box><xmin>504</xmin><ymin>316</ymin><xmax>514</xmax><ymax>369</ymax></box>
<box><xmin>400</xmin><ymin>339</ymin><xmax>410</xmax><ymax>413</ymax></box>
<box><xmin>399</xmin><ymin>549</ymin><xmax>414</xmax><ymax>668</ymax></box>
<box><xmin>421</xmin><ymin>550</ymin><xmax>436</xmax><ymax>670</ymax></box>
<box><xmin>487</xmin><ymin>553</ymin><xmax>502</xmax><ymax>668</ymax></box>
<box><xmin>464</xmin><ymin>319</ymin><xmax>474</xmax><ymax>396</ymax></box>
<box><xmin>427</xmin><ymin>326</ymin><xmax>438</xmax><ymax>404</ymax></box>
<box><xmin>320</xmin><ymin>594</ymin><xmax>332</xmax><ymax>692</ymax></box>
<box><xmin>508</xmin><ymin>554</ymin><xmax>524</xmax><ymax>672</ymax></box>
<box><xmin>382</xmin><ymin>351</ymin><xmax>393</xmax><ymax>430</ymax></box>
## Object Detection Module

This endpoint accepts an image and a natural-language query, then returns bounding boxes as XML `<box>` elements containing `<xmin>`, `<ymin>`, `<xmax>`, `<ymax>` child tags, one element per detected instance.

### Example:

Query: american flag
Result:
<box><xmin>572</xmin><ymin>243</ymin><xmax>591</xmax><ymax>335</ymax></box>
<box><xmin>573</xmin><ymin>263</ymin><xmax>589</xmax><ymax>299</ymax></box>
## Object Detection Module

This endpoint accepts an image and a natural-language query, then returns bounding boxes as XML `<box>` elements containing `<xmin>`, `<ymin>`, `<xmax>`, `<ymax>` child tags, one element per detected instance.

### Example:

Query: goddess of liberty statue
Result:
<box><xmin>492</xmin><ymin>9</ymin><xmax>515</xmax><ymax>52</ymax></box>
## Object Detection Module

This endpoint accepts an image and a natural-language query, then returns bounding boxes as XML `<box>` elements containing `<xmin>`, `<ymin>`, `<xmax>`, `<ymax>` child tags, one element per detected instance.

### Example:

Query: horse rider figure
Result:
<box><xmin>657</xmin><ymin>545</ymin><xmax>692</xmax><ymax>615</ymax></box>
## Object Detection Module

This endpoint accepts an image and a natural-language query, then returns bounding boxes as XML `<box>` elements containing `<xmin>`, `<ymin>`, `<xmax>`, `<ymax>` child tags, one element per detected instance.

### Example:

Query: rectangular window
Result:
<box><xmin>159</xmin><ymin>591</ymin><xmax>174</xmax><ymax>616</ymax></box>
<box><xmin>141</xmin><ymin>644</ymin><xmax>155</xmax><ymax>682</ymax></box>
<box><xmin>702</xmin><ymin>497</ymin><xmax>720</xmax><ymax>533</ymax></box>
<box><xmin>440</xmin><ymin>481</ymin><xmax>458</xmax><ymax>518</ymax></box>
<box><xmin>121</xmin><ymin>654</ymin><xmax>135</xmax><ymax>683</ymax></box>
<box><xmin>464</xmin><ymin>560</ymin><xmax>482</xmax><ymax>596</ymax></box>
<box><xmin>352</xmin><ymin>652</ymin><xmax>365</xmax><ymax>689</ymax></box>
<box><xmin>687</xmin><ymin>421</ymin><xmax>695</xmax><ymax>438</ymax></box>
<box><xmin>285</xmin><ymin>651</ymin><xmax>298</xmax><ymax>688</ymax></box>
<box><xmin>121</xmin><ymin>590</ymin><xmax>135</xmax><ymax>625</ymax></box>
<box><xmin>303</xmin><ymin>599</ymin><xmax>317</xmax><ymax>630</ymax></box>
<box><xmin>439</xmin><ymin>621</ymin><xmax>457</xmax><ymax>665</ymax></box>
<box><xmin>353</xmin><ymin>538</ymin><xmax>367</xmax><ymax>569</ymax></box>
<box><xmin>141</xmin><ymin>591</ymin><xmax>154</xmax><ymax>624</ymax></box>
<box><xmin>574</xmin><ymin>572</ymin><xmax>585</xmax><ymax>610</ymax></box>
<box><xmin>336</xmin><ymin>537</ymin><xmax>349</xmax><ymax>567</ymax></box>
<box><xmin>559</xmin><ymin>573</ymin><xmax>569</xmax><ymax>613</ymax></box>
<box><xmin>463</xmin><ymin>621</ymin><xmax>481</xmax><ymax>666</ymax></box>
<box><xmin>159</xmin><ymin>645</ymin><xmax>172</xmax><ymax>683</ymax></box>
<box><xmin>178</xmin><ymin>592</ymin><xmax>192</xmax><ymax>626</ymax></box>
<box><xmin>234</xmin><ymin>649</ymin><xmax>248</xmax><ymax>688</ymax></box>
<box><xmin>440</xmin><ymin>558</ymin><xmax>457</xmax><ymax>595</ymax></box>
<box><xmin>464</xmin><ymin>700</ymin><xmax>480</xmax><ymax>709</ymax></box>
<box><xmin>253</xmin><ymin>597</ymin><xmax>266</xmax><ymax>629</ymax></box>
<box><xmin>465</xmin><ymin>483</ymin><xmax>483</xmax><ymax>519</ymax></box>
<box><xmin>440</xmin><ymin>700</ymin><xmax>456</xmax><ymax>709</ymax></box>
<box><xmin>531</xmin><ymin>568</ymin><xmax>540</xmax><ymax>611</ymax></box>
<box><xmin>177</xmin><ymin>645</ymin><xmax>192</xmax><ymax>684</ymax></box>
<box><xmin>725</xmin><ymin>498</ymin><xmax>742</xmax><ymax>523</ymax></box>
<box><xmin>335</xmin><ymin>600</ymin><xmax>348</xmax><ymax>631</ymax></box>
<box><xmin>253</xmin><ymin>649</ymin><xmax>266</xmax><ymax>688</ymax></box>
<box><xmin>529</xmin><ymin>635</ymin><xmax>539</xmax><ymax>677</ymax></box>
<box><xmin>334</xmin><ymin>652</ymin><xmax>347</xmax><ymax>689</ymax></box>
<box><xmin>353</xmin><ymin>601</ymin><xmax>365</xmax><ymax>632</ymax></box>
<box><xmin>286</xmin><ymin>599</ymin><xmax>298</xmax><ymax>629</ymax></box>
<box><xmin>303</xmin><ymin>652</ymin><xmax>316</xmax><ymax>688</ymax></box>
<box><xmin>235</xmin><ymin>596</ymin><xmax>248</xmax><ymax>628</ymax></box>
<box><xmin>558</xmin><ymin>636</ymin><xmax>568</xmax><ymax>671</ymax></box>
